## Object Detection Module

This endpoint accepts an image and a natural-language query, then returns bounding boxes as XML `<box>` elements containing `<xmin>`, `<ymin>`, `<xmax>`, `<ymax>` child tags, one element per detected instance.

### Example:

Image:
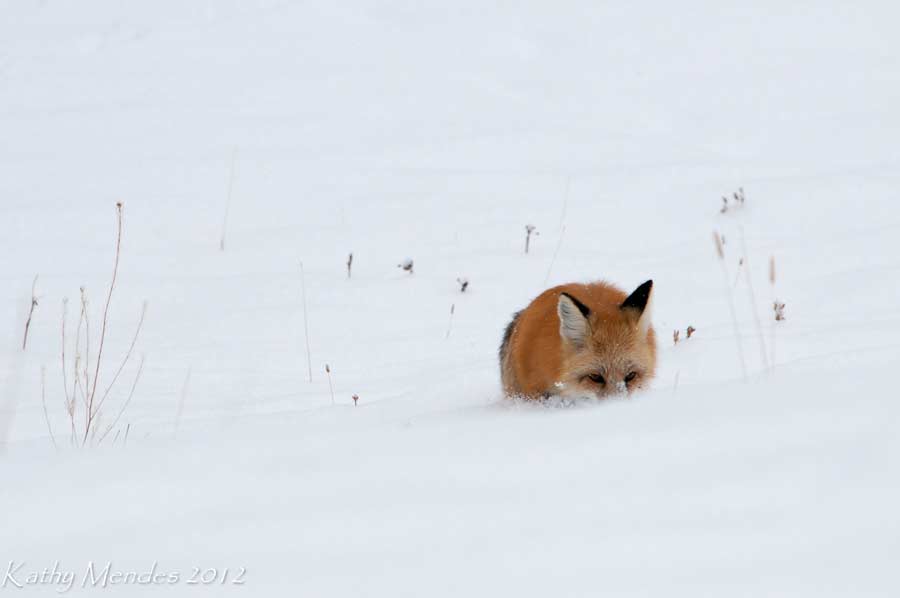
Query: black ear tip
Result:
<box><xmin>634</xmin><ymin>280</ymin><xmax>653</xmax><ymax>296</ymax></box>
<box><xmin>559</xmin><ymin>292</ymin><xmax>591</xmax><ymax>318</ymax></box>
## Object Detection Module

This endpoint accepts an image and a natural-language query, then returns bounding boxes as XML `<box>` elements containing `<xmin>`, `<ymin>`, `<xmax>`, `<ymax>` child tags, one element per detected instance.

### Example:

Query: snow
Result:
<box><xmin>2</xmin><ymin>1</ymin><xmax>900</xmax><ymax>595</ymax></box>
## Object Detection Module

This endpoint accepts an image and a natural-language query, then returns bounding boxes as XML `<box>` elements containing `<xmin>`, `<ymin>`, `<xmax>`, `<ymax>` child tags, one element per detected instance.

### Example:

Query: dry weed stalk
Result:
<box><xmin>457</xmin><ymin>277</ymin><xmax>469</xmax><ymax>293</ymax></box>
<box><xmin>50</xmin><ymin>203</ymin><xmax>147</xmax><ymax>448</ymax></box>
<box><xmin>398</xmin><ymin>258</ymin><xmax>414</xmax><ymax>274</ymax></box>
<box><xmin>774</xmin><ymin>302</ymin><xmax>786</xmax><ymax>321</ymax></box>
<box><xmin>347</xmin><ymin>253</ymin><xmax>353</xmax><ymax>279</ymax></box>
<box><xmin>97</xmin><ymin>354</ymin><xmax>144</xmax><ymax>445</ymax></box>
<box><xmin>674</xmin><ymin>326</ymin><xmax>696</xmax><ymax>345</ymax></box>
<box><xmin>524</xmin><ymin>225</ymin><xmax>538</xmax><ymax>254</ymax></box>
<box><xmin>714</xmin><ymin>231</ymin><xmax>747</xmax><ymax>381</ymax></box>
<box><xmin>40</xmin><ymin>366</ymin><xmax>57</xmax><ymax>451</ymax></box>
<box><xmin>352</xmin><ymin>394</ymin><xmax>359</xmax><ymax>406</ymax></box>
<box><xmin>445</xmin><ymin>303</ymin><xmax>455</xmax><ymax>339</ymax></box>
<box><xmin>22</xmin><ymin>275</ymin><xmax>39</xmax><ymax>350</ymax></box>
<box><xmin>720</xmin><ymin>187</ymin><xmax>746</xmax><ymax>214</ymax></box>
<box><xmin>325</xmin><ymin>364</ymin><xmax>335</xmax><ymax>405</ymax></box>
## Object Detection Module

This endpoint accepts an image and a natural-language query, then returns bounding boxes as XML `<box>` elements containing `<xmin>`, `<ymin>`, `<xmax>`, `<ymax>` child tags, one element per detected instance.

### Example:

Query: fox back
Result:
<box><xmin>499</xmin><ymin>280</ymin><xmax>656</xmax><ymax>399</ymax></box>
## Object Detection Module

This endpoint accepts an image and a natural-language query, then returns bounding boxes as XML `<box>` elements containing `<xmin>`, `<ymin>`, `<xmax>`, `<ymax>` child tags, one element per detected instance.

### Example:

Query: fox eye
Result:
<box><xmin>587</xmin><ymin>373</ymin><xmax>606</xmax><ymax>385</ymax></box>
<box><xmin>624</xmin><ymin>371</ymin><xmax>638</xmax><ymax>383</ymax></box>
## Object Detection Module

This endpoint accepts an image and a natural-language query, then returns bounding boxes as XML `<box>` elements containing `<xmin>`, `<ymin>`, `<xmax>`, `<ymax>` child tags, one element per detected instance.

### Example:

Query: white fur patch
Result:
<box><xmin>557</xmin><ymin>294</ymin><xmax>589</xmax><ymax>347</ymax></box>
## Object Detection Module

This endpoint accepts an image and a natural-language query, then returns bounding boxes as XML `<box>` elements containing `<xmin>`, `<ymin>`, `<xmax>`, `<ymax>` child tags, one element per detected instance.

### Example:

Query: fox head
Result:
<box><xmin>556</xmin><ymin>280</ymin><xmax>656</xmax><ymax>398</ymax></box>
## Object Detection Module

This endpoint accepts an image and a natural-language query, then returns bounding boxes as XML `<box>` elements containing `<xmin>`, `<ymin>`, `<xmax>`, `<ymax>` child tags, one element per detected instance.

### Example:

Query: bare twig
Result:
<box><xmin>22</xmin><ymin>275</ymin><xmax>38</xmax><ymax>350</ymax></box>
<box><xmin>98</xmin><ymin>354</ymin><xmax>144</xmax><ymax>445</ymax></box>
<box><xmin>774</xmin><ymin>302</ymin><xmax>786</xmax><ymax>321</ymax></box>
<box><xmin>60</xmin><ymin>298</ymin><xmax>75</xmax><ymax>446</ymax></box>
<box><xmin>72</xmin><ymin>293</ymin><xmax>87</xmax><ymax>413</ymax></box>
<box><xmin>346</xmin><ymin>253</ymin><xmax>353</xmax><ymax>279</ymax></box>
<box><xmin>524</xmin><ymin>225</ymin><xmax>538</xmax><ymax>254</ymax></box>
<box><xmin>80</xmin><ymin>287</ymin><xmax>90</xmax><ymax>410</ymax></box>
<box><xmin>398</xmin><ymin>258</ymin><xmax>414</xmax><ymax>274</ymax></box>
<box><xmin>91</xmin><ymin>301</ymin><xmax>147</xmax><ymax>420</ymax></box>
<box><xmin>84</xmin><ymin>203</ymin><xmax>124</xmax><ymax>444</ymax></box>
<box><xmin>445</xmin><ymin>303</ymin><xmax>455</xmax><ymax>339</ymax></box>
<box><xmin>300</xmin><ymin>261</ymin><xmax>313</xmax><ymax>382</ymax></box>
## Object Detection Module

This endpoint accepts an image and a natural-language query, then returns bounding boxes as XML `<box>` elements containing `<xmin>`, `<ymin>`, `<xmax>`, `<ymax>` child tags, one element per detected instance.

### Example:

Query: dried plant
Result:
<box><xmin>96</xmin><ymin>354</ymin><xmax>145</xmax><ymax>445</ymax></box>
<box><xmin>40</xmin><ymin>366</ymin><xmax>57</xmax><ymax>451</ymax></box>
<box><xmin>674</xmin><ymin>326</ymin><xmax>696</xmax><ymax>344</ymax></box>
<box><xmin>352</xmin><ymin>394</ymin><xmax>359</xmax><ymax>406</ymax></box>
<box><xmin>719</xmin><ymin>187</ymin><xmax>746</xmax><ymax>214</ymax></box>
<box><xmin>445</xmin><ymin>303</ymin><xmax>455</xmax><ymax>339</ymax></box>
<box><xmin>713</xmin><ymin>231</ymin><xmax>725</xmax><ymax>259</ymax></box>
<box><xmin>524</xmin><ymin>224</ymin><xmax>538</xmax><ymax>254</ymax></box>
<box><xmin>52</xmin><ymin>203</ymin><xmax>148</xmax><ymax>448</ymax></box>
<box><xmin>325</xmin><ymin>364</ymin><xmax>335</xmax><ymax>405</ymax></box>
<box><xmin>22</xmin><ymin>275</ymin><xmax>39</xmax><ymax>350</ymax></box>
<box><xmin>774</xmin><ymin>302</ymin><xmax>786</xmax><ymax>321</ymax></box>
<box><xmin>398</xmin><ymin>258</ymin><xmax>414</xmax><ymax>274</ymax></box>
<box><xmin>347</xmin><ymin>253</ymin><xmax>353</xmax><ymax>279</ymax></box>
<box><xmin>457</xmin><ymin>277</ymin><xmax>469</xmax><ymax>293</ymax></box>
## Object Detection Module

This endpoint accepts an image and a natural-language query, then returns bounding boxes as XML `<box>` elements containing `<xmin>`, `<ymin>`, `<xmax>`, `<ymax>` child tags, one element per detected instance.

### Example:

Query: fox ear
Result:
<box><xmin>620</xmin><ymin>280</ymin><xmax>653</xmax><ymax>330</ymax></box>
<box><xmin>558</xmin><ymin>292</ymin><xmax>591</xmax><ymax>347</ymax></box>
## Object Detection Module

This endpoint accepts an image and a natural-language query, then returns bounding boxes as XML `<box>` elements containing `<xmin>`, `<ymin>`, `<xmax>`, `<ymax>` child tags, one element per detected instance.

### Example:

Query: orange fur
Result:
<box><xmin>499</xmin><ymin>280</ymin><xmax>657</xmax><ymax>400</ymax></box>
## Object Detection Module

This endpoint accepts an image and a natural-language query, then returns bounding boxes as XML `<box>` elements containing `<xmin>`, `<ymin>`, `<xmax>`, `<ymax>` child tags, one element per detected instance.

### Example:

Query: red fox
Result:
<box><xmin>499</xmin><ymin>280</ymin><xmax>656</xmax><ymax>400</ymax></box>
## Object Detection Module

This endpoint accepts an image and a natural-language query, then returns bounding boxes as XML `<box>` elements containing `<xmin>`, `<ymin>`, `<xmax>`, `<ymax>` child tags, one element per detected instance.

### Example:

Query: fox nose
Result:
<box><xmin>614</xmin><ymin>381</ymin><xmax>627</xmax><ymax>395</ymax></box>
